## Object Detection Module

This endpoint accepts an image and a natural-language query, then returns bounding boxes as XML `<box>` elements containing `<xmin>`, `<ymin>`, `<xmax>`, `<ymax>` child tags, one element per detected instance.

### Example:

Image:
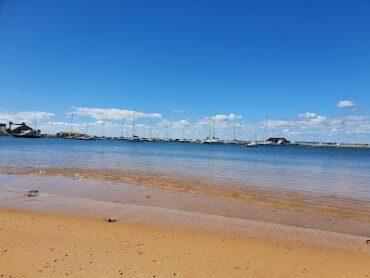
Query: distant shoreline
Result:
<box><xmin>1</xmin><ymin>135</ymin><xmax>369</xmax><ymax>149</ymax></box>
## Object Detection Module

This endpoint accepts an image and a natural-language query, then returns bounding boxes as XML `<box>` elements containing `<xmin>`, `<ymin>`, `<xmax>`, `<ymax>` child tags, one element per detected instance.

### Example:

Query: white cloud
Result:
<box><xmin>71</xmin><ymin>107</ymin><xmax>162</xmax><ymax>121</ymax></box>
<box><xmin>298</xmin><ymin>112</ymin><xmax>317</xmax><ymax>119</ymax></box>
<box><xmin>268</xmin><ymin>113</ymin><xmax>328</xmax><ymax>130</ymax></box>
<box><xmin>337</xmin><ymin>100</ymin><xmax>356</xmax><ymax>108</ymax></box>
<box><xmin>26</xmin><ymin>112</ymin><xmax>370</xmax><ymax>143</ymax></box>
<box><xmin>264</xmin><ymin>111</ymin><xmax>370</xmax><ymax>142</ymax></box>
<box><xmin>167</xmin><ymin>119</ymin><xmax>190</xmax><ymax>128</ymax></box>
<box><xmin>212</xmin><ymin>113</ymin><xmax>242</xmax><ymax>121</ymax></box>
<box><xmin>178</xmin><ymin>119</ymin><xmax>189</xmax><ymax>125</ymax></box>
<box><xmin>0</xmin><ymin>111</ymin><xmax>55</xmax><ymax>123</ymax></box>
<box><xmin>196</xmin><ymin>113</ymin><xmax>242</xmax><ymax>127</ymax></box>
<box><xmin>2</xmin><ymin>107</ymin><xmax>369</xmax><ymax>143</ymax></box>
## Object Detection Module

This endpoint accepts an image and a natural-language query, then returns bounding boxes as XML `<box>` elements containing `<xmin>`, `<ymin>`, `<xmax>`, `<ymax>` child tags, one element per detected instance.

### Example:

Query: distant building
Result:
<box><xmin>56</xmin><ymin>131</ymin><xmax>83</xmax><ymax>138</ymax></box>
<box><xmin>0</xmin><ymin>123</ymin><xmax>6</xmax><ymax>134</ymax></box>
<box><xmin>8</xmin><ymin>122</ymin><xmax>33</xmax><ymax>135</ymax></box>
<box><xmin>267</xmin><ymin>137</ymin><xmax>290</xmax><ymax>144</ymax></box>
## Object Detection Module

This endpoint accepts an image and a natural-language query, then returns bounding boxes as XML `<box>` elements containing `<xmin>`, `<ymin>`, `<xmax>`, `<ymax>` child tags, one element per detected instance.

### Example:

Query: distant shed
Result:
<box><xmin>267</xmin><ymin>137</ymin><xmax>290</xmax><ymax>144</ymax></box>
<box><xmin>56</xmin><ymin>131</ymin><xmax>82</xmax><ymax>138</ymax></box>
<box><xmin>8</xmin><ymin>123</ymin><xmax>33</xmax><ymax>135</ymax></box>
<box><xmin>0</xmin><ymin>123</ymin><xmax>6</xmax><ymax>134</ymax></box>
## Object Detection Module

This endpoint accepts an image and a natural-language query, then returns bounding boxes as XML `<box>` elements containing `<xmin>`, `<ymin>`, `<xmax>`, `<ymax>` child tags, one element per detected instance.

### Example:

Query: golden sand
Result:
<box><xmin>1</xmin><ymin>209</ymin><xmax>370</xmax><ymax>278</ymax></box>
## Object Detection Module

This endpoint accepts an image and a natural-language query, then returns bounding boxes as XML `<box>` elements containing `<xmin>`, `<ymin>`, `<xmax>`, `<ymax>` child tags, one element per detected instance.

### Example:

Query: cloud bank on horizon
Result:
<box><xmin>0</xmin><ymin>100</ymin><xmax>369</xmax><ymax>143</ymax></box>
<box><xmin>72</xmin><ymin>107</ymin><xmax>162</xmax><ymax>121</ymax></box>
<box><xmin>0</xmin><ymin>111</ymin><xmax>55</xmax><ymax>123</ymax></box>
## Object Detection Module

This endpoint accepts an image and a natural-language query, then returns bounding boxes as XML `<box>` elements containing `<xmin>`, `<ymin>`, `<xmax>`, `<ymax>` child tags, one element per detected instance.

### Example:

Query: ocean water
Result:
<box><xmin>1</xmin><ymin>137</ymin><xmax>370</xmax><ymax>201</ymax></box>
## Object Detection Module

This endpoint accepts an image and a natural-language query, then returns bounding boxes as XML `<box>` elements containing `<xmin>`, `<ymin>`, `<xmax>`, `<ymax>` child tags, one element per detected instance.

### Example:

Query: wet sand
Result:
<box><xmin>1</xmin><ymin>173</ymin><xmax>370</xmax><ymax>237</ymax></box>
<box><xmin>1</xmin><ymin>166</ymin><xmax>370</xmax><ymax>223</ymax></box>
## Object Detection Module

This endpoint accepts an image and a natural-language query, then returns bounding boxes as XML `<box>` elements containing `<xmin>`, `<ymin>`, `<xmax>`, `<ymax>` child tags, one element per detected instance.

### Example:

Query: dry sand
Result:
<box><xmin>1</xmin><ymin>209</ymin><xmax>370</xmax><ymax>278</ymax></box>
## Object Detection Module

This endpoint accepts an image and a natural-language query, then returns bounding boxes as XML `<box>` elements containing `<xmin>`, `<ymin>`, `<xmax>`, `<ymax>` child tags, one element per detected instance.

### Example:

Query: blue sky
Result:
<box><xmin>0</xmin><ymin>0</ymin><xmax>369</xmax><ymax>142</ymax></box>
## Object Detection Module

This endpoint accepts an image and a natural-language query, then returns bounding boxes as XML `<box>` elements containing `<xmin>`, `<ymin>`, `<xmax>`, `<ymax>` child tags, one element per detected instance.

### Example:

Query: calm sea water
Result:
<box><xmin>1</xmin><ymin>137</ymin><xmax>370</xmax><ymax>200</ymax></box>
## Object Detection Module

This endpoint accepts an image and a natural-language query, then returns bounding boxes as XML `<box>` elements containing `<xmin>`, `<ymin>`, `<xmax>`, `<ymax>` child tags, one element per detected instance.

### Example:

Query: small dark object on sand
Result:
<box><xmin>27</xmin><ymin>190</ymin><xmax>39</xmax><ymax>197</ymax></box>
<box><xmin>107</xmin><ymin>218</ymin><xmax>117</xmax><ymax>223</ymax></box>
<box><xmin>366</xmin><ymin>239</ymin><xmax>370</xmax><ymax>244</ymax></box>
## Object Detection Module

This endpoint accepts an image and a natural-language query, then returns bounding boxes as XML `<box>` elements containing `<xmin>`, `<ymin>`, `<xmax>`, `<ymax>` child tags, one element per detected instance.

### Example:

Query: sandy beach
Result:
<box><xmin>1</xmin><ymin>169</ymin><xmax>370</xmax><ymax>277</ymax></box>
<box><xmin>2</xmin><ymin>0</ymin><xmax>370</xmax><ymax>276</ymax></box>
<box><xmin>1</xmin><ymin>209</ymin><xmax>370</xmax><ymax>278</ymax></box>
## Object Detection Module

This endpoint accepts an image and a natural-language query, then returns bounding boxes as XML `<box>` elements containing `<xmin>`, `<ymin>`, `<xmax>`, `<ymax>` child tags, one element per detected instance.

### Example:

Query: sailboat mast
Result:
<box><xmin>69</xmin><ymin>113</ymin><xmax>74</xmax><ymax>133</ymax></box>
<box><xmin>149</xmin><ymin>121</ymin><xmax>153</xmax><ymax>138</ymax></box>
<box><xmin>85</xmin><ymin>120</ymin><xmax>89</xmax><ymax>136</ymax></box>
<box><xmin>213</xmin><ymin>112</ymin><xmax>216</xmax><ymax>139</ymax></box>
<box><xmin>265</xmin><ymin>115</ymin><xmax>269</xmax><ymax>141</ymax></box>
<box><xmin>132</xmin><ymin>109</ymin><xmax>136</xmax><ymax>137</ymax></box>
<box><xmin>255</xmin><ymin>126</ymin><xmax>258</xmax><ymax>142</ymax></box>
<box><xmin>233</xmin><ymin>121</ymin><xmax>236</xmax><ymax>141</ymax></box>
<box><xmin>182</xmin><ymin>123</ymin><xmax>185</xmax><ymax>139</ymax></box>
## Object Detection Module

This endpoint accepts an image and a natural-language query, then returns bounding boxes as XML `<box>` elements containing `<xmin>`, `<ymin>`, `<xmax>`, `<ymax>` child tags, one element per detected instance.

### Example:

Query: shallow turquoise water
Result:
<box><xmin>1</xmin><ymin>137</ymin><xmax>369</xmax><ymax>200</ymax></box>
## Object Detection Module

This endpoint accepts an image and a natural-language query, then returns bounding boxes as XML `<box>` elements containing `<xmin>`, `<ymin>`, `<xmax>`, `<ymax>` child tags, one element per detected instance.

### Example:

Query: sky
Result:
<box><xmin>0</xmin><ymin>0</ymin><xmax>369</xmax><ymax>142</ymax></box>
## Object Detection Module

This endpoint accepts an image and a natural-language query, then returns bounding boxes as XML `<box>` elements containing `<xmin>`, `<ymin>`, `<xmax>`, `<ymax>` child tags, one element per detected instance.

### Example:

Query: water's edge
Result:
<box><xmin>1</xmin><ymin>167</ymin><xmax>370</xmax><ymax>238</ymax></box>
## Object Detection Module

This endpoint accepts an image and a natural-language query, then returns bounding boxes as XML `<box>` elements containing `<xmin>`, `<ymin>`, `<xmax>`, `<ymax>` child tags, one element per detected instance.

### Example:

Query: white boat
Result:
<box><xmin>202</xmin><ymin>136</ymin><xmax>224</xmax><ymax>144</ymax></box>
<box><xmin>77</xmin><ymin>135</ymin><xmax>95</xmax><ymax>140</ymax></box>
<box><xmin>245</xmin><ymin>141</ymin><xmax>259</xmax><ymax>147</ymax></box>
<box><xmin>128</xmin><ymin>135</ymin><xmax>142</xmax><ymax>142</ymax></box>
